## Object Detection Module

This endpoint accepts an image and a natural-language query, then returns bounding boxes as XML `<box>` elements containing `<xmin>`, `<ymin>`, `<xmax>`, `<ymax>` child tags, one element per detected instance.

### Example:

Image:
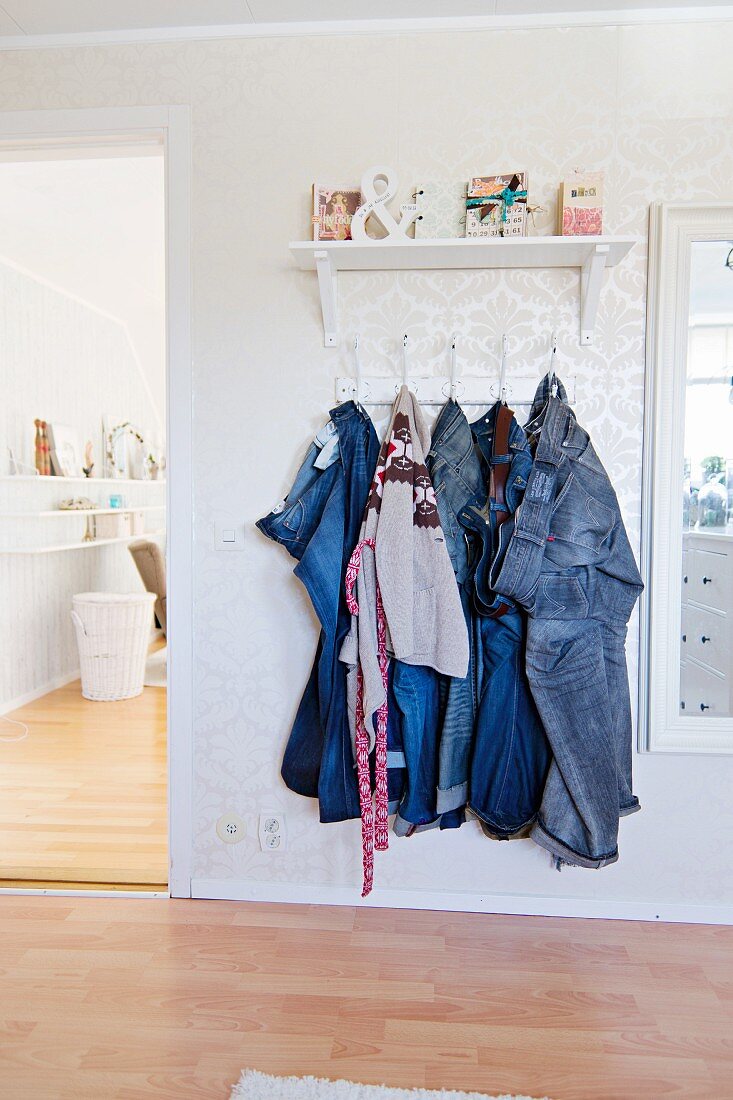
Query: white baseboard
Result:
<box><xmin>0</xmin><ymin>887</ymin><xmax>168</xmax><ymax>898</ymax></box>
<box><xmin>190</xmin><ymin>878</ymin><xmax>733</xmax><ymax>926</ymax></box>
<box><xmin>0</xmin><ymin>669</ymin><xmax>79</xmax><ymax>715</ymax></box>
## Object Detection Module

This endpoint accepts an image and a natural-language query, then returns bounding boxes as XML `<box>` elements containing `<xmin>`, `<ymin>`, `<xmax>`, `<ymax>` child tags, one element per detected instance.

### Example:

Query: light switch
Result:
<box><xmin>214</xmin><ymin>521</ymin><xmax>244</xmax><ymax>551</ymax></box>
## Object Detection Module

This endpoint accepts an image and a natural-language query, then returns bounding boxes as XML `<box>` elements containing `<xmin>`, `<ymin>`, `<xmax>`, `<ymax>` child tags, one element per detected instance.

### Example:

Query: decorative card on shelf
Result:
<box><xmin>465</xmin><ymin>172</ymin><xmax>528</xmax><ymax>238</ymax></box>
<box><xmin>312</xmin><ymin>186</ymin><xmax>362</xmax><ymax>241</ymax></box>
<box><xmin>414</xmin><ymin>180</ymin><xmax>467</xmax><ymax>238</ymax></box>
<box><xmin>558</xmin><ymin>170</ymin><xmax>604</xmax><ymax>236</ymax></box>
<box><xmin>46</xmin><ymin>423</ymin><xmax>83</xmax><ymax>477</ymax></box>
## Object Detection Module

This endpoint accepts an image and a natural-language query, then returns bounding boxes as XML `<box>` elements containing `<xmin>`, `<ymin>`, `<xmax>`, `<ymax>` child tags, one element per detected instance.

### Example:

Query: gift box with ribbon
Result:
<box><xmin>465</xmin><ymin>172</ymin><xmax>529</xmax><ymax>238</ymax></box>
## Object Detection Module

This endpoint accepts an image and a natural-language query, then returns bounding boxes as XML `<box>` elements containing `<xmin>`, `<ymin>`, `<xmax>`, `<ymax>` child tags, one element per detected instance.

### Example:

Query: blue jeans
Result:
<box><xmin>427</xmin><ymin>400</ymin><xmax>549</xmax><ymax>831</ymax></box>
<box><xmin>470</xmin><ymin>608</ymin><xmax>550</xmax><ymax>839</ymax></box>
<box><xmin>257</xmin><ymin>402</ymin><xmax>384</xmax><ymax>823</ymax></box>
<box><xmin>492</xmin><ymin>392</ymin><xmax>643</xmax><ymax>867</ymax></box>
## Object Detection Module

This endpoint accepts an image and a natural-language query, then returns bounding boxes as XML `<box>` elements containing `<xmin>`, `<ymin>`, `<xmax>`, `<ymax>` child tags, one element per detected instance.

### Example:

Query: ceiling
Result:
<box><xmin>0</xmin><ymin>154</ymin><xmax>166</xmax><ymax>423</ymax></box>
<box><xmin>0</xmin><ymin>0</ymin><xmax>731</xmax><ymax>39</ymax></box>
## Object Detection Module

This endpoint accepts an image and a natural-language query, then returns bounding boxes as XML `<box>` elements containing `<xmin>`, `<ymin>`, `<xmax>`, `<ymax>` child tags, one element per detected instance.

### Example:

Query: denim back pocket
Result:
<box><xmin>545</xmin><ymin>472</ymin><xmax>615</xmax><ymax>566</ymax></box>
<box><xmin>534</xmin><ymin>574</ymin><xmax>589</xmax><ymax>620</ymax></box>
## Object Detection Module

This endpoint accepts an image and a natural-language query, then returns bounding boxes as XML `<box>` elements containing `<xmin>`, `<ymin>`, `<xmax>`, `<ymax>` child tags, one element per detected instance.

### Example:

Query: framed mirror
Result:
<box><xmin>642</xmin><ymin>203</ymin><xmax>733</xmax><ymax>753</ymax></box>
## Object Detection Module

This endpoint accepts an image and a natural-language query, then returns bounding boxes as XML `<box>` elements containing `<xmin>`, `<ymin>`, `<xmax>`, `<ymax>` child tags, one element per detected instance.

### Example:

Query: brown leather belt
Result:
<box><xmin>486</xmin><ymin>403</ymin><xmax>515</xmax><ymax>619</ymax></box>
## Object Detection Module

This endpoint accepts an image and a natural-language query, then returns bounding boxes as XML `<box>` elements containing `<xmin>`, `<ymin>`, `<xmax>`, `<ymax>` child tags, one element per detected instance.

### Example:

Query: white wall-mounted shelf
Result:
<box><xmin>0</xmin><ymin>475</ymin><xmax>166</xmax><ymax>485</ymax></box>
<box><xmin>289</xmin><ymin>235</ymin><xmax>637</xmax><ymax>347</ymax></box>
<box><xmin>0</xmin><ymin>505</ymin><xmax>165</xmax><ymax>518</ymax></box>
<box><xmin>0</xmin><ymin>531</ymin><xmax>164</xmax><ymax>555</ymax></box>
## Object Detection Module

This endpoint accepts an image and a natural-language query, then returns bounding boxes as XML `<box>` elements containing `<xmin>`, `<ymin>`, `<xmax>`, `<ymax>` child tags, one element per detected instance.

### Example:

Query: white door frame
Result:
<box><xmin>0</xmin><ymin>106</ymin><xmax>193</xmax><ymax>898</ymax></box>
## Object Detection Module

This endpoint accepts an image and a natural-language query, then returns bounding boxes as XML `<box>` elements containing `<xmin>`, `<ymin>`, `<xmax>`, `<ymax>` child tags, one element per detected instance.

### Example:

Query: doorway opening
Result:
<box><xmin>0</xmin><ymin>141</ymin><xmax>169</xmax><ymax>891</ymax></box>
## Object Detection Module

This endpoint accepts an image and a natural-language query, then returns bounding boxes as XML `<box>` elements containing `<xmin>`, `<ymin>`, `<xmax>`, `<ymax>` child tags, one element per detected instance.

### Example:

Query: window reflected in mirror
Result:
<box><xmin>680</xmin><ymin>240</ymin><xmax>733</xmax><ymax>717</ymax></box>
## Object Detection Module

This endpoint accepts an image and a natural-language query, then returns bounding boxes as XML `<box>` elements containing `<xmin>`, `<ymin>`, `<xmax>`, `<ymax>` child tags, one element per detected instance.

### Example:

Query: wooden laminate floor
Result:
<box><xmin>0</xmin><ymin>674</ymin><xmax>167</xmax><ymax>887</ymax></box>
<box><xmin>0</xmin><ymin>897</ymin><xmax>731</xmax><ymax>1100</ymax></box>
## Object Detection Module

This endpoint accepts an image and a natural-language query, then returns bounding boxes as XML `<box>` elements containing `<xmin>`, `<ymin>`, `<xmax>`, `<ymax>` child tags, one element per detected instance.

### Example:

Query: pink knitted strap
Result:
<box><xmin>345</xmin><ymin>538</ymin><xmax>390</xmax><ymax>897</ymax></box>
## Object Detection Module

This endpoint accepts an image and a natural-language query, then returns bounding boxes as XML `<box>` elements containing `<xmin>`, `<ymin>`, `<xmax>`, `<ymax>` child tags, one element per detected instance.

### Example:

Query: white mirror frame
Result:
<box><xmin>641</xmin><ymin>201</ymin><xmax>733</xmax><ymax>754</ymax></box>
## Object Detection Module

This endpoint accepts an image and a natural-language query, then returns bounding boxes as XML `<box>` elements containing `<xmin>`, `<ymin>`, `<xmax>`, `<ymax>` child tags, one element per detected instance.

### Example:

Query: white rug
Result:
<box><xmin>144</xmin><ymin>645</ymin><xmax>167</xmax><ymax>688</ymax></box>
<box><xmin>230</xmin><ymin>1070</ymin><xmax>548</xmax><ymax>1100</ymax></box>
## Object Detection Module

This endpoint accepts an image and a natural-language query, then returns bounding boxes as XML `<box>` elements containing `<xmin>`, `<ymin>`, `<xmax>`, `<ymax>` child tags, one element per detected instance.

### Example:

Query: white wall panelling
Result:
<box><xmin>2</xmin><ymin>23</ymin><xmax>733</xmax><ymax>919</ymax></box>
<box><xmin>0</xmin><ymin>259</ymin><xmax>164</xmax><ymax>709</ymax></box>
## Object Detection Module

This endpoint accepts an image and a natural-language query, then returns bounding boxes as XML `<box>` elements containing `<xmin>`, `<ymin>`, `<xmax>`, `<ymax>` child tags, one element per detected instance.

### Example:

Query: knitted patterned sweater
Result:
<box><xmin>340</xmin><ymin>386</ymin><xmax>469</xmax><ymax>737</ymax></box>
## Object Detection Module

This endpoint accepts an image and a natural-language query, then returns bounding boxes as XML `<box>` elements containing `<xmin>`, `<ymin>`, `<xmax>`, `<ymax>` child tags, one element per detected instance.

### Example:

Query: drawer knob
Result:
<box><xmin>682</xmin><ymin>633</ymin><xmax>687</xmax><ymax>643</ymax></box>
<box><xmin>700</xmin><ymin>703</ymin><xmax>710</xmax><ymax>712</ymax></box>
<box><xmin>701</xmin><ymin>635</ymin><xmax>711</xmax><ymax>644</ymax></box>
<box><xmin>683</xmin><ymin>575</ymin><xmax>688</xmax><ymax>584</ymax></box>
<box><xmin>702</xmin><ymin>576</ymin><xmax>712</xmax><ymax>584</ymax></box>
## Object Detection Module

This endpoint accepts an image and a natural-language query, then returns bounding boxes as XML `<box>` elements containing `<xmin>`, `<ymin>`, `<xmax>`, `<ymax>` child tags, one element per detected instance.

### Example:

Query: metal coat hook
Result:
<box><xmin>353</xmin><ymin>333</ymin><xmax>364</xmax><ymax>406</ymax></box>
<box><xmin>549</xmin><ymin>330</ymin><xmax>558</xmax><ymax>397</ymax></box>
<box><xmin>440</xmin><ymin>334</ymin><xmax>464</xmax><ymax>402</ymax></box>
<box><xmin>399</xmin><ymin>333</ymin><xmax>409</xmax><ymax>392</ymax></box>
<box><xmin>499</xmin><ymin>334</ymin><xmax>509</xmax><ymax>404</ymax></box>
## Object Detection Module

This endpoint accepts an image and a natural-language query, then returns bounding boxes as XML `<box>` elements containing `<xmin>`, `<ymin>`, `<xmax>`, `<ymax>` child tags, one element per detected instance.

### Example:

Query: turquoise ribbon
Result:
<box><xmin>467</xmin><ymin>186</ymin><xmax>527</xmax><ymax>223</ymax></box>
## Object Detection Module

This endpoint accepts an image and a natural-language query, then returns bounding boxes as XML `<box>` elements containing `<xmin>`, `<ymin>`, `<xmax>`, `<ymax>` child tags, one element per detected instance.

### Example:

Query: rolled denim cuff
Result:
<box><xmin>530</xmin><ymin>818</ymin><xmax>620</xmax><ymax>870</ymax></box>
<box><xmin>469</xmin><ymin>806</ymin><xmax>535</xmax><ymax>841</ymax></box>
<box><xmin>255</xmin><ymin>514</ymin><xmax>305</xmax><ymax>560</ymax></box>
<box><xmin>436</xmin><ymin>781</ymin><xmax>467</xmax><ymax>814</ymax></box>
<box><xmin>392</xmin><ymin>813</ymin><xmax>441</xmax><ymax>837</ymax></box>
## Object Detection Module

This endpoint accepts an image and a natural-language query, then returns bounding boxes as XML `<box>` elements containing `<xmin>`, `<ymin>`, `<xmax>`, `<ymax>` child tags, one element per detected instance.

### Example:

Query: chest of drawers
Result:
<box><xmin>681</xmin><ymin>531</ymin><xmax>733</xmax><ymax>717</ymax></box>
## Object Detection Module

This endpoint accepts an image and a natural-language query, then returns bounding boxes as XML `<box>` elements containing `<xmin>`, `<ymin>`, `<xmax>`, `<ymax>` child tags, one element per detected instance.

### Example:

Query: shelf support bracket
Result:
<box><xmin>314</xmin><ymin>249</ymin><xmax>338</xmax><ymax>347</ymax></box>
<box><xmin>579</xmin><ymin>243</ymin><xmax>610</xmax><ymax>346</ymax></box>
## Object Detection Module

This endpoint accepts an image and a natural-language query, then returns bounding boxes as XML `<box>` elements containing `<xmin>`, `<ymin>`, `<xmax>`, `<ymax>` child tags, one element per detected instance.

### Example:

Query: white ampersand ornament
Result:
<box><xmin>351</xmin><ymin>166</ymin><xmax>420</xmax><ymax>241</ymax></box>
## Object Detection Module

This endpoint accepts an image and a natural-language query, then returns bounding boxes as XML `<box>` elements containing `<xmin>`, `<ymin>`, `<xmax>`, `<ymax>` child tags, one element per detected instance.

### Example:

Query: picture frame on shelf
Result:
<box><xmin>103</xmin><ymin>416</ymin><xmax>145</xmax><ymax>479</ymax></box>
<box><xmin>46</xmin><ymin>424</ymin><xmax>83</xmax><ymax>477</ymax></box>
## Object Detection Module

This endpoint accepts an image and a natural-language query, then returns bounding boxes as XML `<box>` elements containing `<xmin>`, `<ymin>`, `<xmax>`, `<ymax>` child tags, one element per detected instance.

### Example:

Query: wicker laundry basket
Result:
<box><xmin>71</xmin><ymin>592</ymin><xmax>156</xmax><ymax>701</ymax></box>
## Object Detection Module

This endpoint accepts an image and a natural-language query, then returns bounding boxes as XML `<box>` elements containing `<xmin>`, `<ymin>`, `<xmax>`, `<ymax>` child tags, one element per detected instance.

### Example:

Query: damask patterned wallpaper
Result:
<box><xmin>2</xmin><ymin>19</ymin><xmax>732</xmax><ymax>910</ymax></box>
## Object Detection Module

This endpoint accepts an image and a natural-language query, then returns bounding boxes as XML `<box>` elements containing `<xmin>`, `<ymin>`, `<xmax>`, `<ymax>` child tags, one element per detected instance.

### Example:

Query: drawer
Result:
<box><xmin>684</xmin><ymin>659</ymin><xmax>730</xmax><ymax>717</ymax></box>
<box><xmin>687</xmin><ymin>548</ymin><xmax>729</xmax><ymax>610</ymax></box>
<box><xmin>686</xmin><ymin>605</ymin><xmax>730</xmax><ymax>676</ymax></box>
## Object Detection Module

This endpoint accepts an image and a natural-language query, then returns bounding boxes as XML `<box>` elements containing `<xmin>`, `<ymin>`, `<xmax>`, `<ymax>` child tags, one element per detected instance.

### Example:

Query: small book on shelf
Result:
<box><xmin>312</xmin><ymin>186</ymin><xmax>362</xmax><ymax>241</ymax></box>
<box><xmin>558</xmin><ymin>170</ymin><xmax>604</xmax><ymax>235</ymax></box>
<box><xmin>465</xmin><ymin>172</ymin><xmax>529</xmax><ymax>238</ymax></box>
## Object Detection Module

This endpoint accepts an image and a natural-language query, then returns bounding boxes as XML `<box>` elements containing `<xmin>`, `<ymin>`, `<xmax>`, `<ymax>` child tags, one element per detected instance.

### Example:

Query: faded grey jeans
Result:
<box><xmin>492</xmin><ymin>393</ymin><xmax>643</xmax><ymax>868</ymax></box>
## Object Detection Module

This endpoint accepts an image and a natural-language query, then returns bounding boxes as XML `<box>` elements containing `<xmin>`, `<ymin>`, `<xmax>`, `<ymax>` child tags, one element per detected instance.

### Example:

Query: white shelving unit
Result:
<box><xmin>0</xmin><ymin>476</ymin><xmax>166</xmax><ymax>554</ymax></box>
<box><xmin>289</xmin><ymin>235</ymin><xmax>637</xmax><ymax>347</ymax></box>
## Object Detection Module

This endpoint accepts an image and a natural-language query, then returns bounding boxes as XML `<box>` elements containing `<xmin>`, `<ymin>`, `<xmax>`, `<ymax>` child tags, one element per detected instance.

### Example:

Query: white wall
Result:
<box><xmin>3</xmin><ymin>19</ymin><xmax>733</xmax><ymax>917</ymax></box>
<box><xmin>0</xmin><ymin>156</ymin><xmax>166</xmax><ymax>429</ymax></box>
<box><xmin>0</xmin><ymin>260</ymin><xmax>164</xmax><ymax>707</ymax></box>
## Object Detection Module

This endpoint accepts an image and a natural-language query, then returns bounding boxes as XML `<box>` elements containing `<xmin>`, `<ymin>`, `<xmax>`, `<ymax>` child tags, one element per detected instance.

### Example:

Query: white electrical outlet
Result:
<box><xmin>258</xmin><ymin>812</ymin><xmax>287</xmax><ymax>852</ymax></box>
<box><xmin>216</xmin><ymin>812</ymin><xmax>245</xmax><ymax>844</ymax></box>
